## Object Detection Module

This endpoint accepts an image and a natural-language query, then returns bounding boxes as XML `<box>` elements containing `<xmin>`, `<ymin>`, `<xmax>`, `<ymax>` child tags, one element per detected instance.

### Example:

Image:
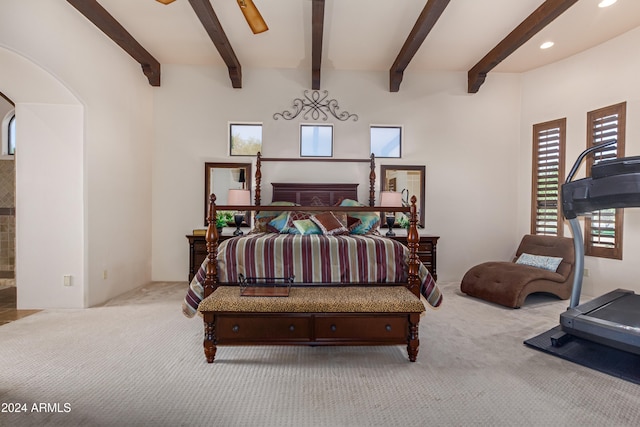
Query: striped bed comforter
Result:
<box><xmin>182</xmin><ymin>233</ymin><xmax>442</xmax><ymax>318</ymax></box>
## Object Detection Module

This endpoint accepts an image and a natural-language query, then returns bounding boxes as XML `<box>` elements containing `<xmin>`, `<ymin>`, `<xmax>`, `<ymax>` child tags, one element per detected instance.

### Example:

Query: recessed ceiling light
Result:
<box><xmin>599</xmin><ymin>0</ymin><xmax>617</xmax><ymax>8</ymax></box>
<box><xmin>540</xmin><ymin>41</ymin><xmax>555</xmax><ymax>49</ymax></box>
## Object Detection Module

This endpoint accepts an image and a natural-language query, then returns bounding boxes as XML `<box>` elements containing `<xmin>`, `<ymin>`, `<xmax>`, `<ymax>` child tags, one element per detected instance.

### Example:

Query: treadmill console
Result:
<box><xmin>562</xmin><ymin>155</ymin><xmax>640</xmax><ymax>219</ymax></box>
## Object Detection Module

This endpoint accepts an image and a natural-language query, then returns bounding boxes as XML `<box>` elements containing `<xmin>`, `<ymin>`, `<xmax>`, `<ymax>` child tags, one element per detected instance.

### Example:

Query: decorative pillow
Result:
<box><xmin>311</xmin><ymin>212</ymin><xmax>349</xmax><ymax>235</ymax></box>
<box><xmin>515</xmin><ymin>253</ymin><xmax>563</xmax><ymax>272</ymax></box>
<box><xmin>339</xmin><ymin>198</ymin><xmax>361</xmax><ymax>207</ymax></box>
<box><xmin>286</xmin><ymin>211</ymin><xmax>314</xmax><ymax>234</ymax></box>
<box><xmin>255</xmin><ymin>201</ymin><xmax>298</xmax><ymax>219</ymax></box>
<box><xmin>254</xmin><ymin>202</ymin><xmax>299</xmax><ymax>233</ymax></box>
<box><xmin>332</xmin><ymin>212</ymin><xmax>348</xmax><ymax>228</ymax></box>
<box><xmin>268</xmin><ymin>211</ymin><xmax>291</xmax><ymax>233</ymax></box>
<box><xmin>347</xmin><ymin>215</ymin><xmax>362</xmax><ymax>232</ymax></box>
<box><xmin>339</xmin><ymin>199</ymin><xmax>380</xmax><ymax>234</ymax></box>
<box><xmin>293</xmin><ymin>219</ymin><xmax>322</xmax><ymax>235</ymax></box>
<box><xmin>253</xmin><ymin>216</ymin><xmax>275</xmax><ymax>233</ymax></box>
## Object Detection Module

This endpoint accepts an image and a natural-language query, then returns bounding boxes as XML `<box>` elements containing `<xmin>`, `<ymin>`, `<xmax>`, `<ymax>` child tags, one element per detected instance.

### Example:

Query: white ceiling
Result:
<box><xmin>96</xmin><ymin>0</ymin><xmax>640</xmax><ymax>77</ymax></box>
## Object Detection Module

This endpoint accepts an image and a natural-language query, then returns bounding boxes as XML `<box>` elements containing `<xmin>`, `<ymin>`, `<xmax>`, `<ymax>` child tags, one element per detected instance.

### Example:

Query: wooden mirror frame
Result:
<box><xmin>204</xmin><ymin>162</ymin><xmax>252</xmax><ymax>227</ymax></box>
<box><xmin>380</xmin><ymin>165</ymin><xmax>425</xmax><ymax>227</ymax></box>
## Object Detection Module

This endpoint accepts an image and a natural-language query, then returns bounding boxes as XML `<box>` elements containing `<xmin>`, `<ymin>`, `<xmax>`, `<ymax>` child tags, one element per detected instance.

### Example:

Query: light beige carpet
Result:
<box><xmin>1</xmin><ymin>281</ymin><xmax>639</xmax><ymax>426</ymax></box>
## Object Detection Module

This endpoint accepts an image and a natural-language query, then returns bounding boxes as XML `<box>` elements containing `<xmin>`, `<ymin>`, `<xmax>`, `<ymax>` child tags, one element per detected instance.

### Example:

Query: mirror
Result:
<box><xmin>380</xmin><ymin>165</ymin><xmax>426</xmax><ymax>227</ymax></box>
<box><xmin>204</xmin><ymin>162</ymin><xmax>252</xmax><ymax>226</ymax></box>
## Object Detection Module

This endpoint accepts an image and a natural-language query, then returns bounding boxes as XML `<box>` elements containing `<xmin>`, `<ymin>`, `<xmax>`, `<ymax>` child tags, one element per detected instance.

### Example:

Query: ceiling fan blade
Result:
<box><xmin>237</xmin><ymin>0</ymin><xmax>268</xmax><ymax>34</ymax></box>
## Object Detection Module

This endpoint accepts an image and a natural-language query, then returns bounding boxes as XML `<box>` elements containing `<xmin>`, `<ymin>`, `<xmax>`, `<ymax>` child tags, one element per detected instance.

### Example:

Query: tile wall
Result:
<box><xmin>0</xmin><ymin>159</ymin><xmax>15</xmax><ymax>278</ymax></box>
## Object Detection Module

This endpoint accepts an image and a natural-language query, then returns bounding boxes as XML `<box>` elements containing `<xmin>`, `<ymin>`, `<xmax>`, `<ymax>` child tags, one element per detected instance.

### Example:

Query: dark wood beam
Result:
<box><xmin>67</xmin><ymin>0</ymin><xmax>160</xmax><ymax>86</ymax></box>
<box><xmin>389</xmin><ymin>0</ymin><xmax>450</xmax><ymax>92</ymax></box>
<box><xmin>0</xmin><ymin>92</ymin><xmax>14</xmax><ymax>106</ymax></box>
<box><xmin>468</xmin><ymin>0</ymin><xmax>578</xmax><ymax>93</ymax></box>
<box><xmin>311</xmin><ymin>0</ymin><xmax>325</xmax><ymax>90</ymax></box>
<box><xmin>188</xmin><ymin>0</ymin><xmax>242</xmax><ymax>88</ymax></box>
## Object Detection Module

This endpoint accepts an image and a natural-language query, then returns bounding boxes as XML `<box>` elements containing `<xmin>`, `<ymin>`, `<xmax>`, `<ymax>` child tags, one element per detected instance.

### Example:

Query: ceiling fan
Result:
<box><xmin>155</xmin><ymin>0</ymin><xmax>268</xmax><ymax>34</ymax></box>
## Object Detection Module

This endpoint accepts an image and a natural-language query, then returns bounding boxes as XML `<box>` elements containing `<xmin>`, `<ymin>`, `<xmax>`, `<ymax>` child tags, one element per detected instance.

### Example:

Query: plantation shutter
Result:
<box><xmin>585</xmin><ymin>103</ymin><xmax>626</xmax><ymax>259</ymax></box>
<box><xmin>531</xmin><ymin>119</ymin><xmax>565</xmax><ymax>236</ymax></box>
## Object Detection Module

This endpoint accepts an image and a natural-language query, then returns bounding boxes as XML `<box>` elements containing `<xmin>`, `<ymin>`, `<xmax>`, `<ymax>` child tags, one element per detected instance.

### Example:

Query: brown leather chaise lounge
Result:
<box><xmin>460</xmin><ymin>234</ymin><xmax>576</xmax><ymax>308</ymax></box>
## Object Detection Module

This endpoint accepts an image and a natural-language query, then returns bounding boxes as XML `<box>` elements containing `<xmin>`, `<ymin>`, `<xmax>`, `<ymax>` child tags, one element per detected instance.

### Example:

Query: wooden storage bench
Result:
<box><xmin>198</xmin><ymin>286</ymin><xmax>426</xmax><ymax>363</ymax></box>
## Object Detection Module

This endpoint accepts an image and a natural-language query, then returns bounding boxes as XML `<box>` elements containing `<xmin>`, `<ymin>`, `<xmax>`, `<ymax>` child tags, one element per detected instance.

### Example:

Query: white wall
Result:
<box><xmin>7</xmin><ymin>1</ymin><xmax>637</xmax><ymax>301</ymax></box>
<box><xmin>16</xmin><ymin>103</ymin><xmax>85</xmax><ymax>308</ymax></box>
<box><xmin>0</xmin><ymin>1</ymin><xmax>153</xmax><ymax>308</ymax></box>
<box><xmin>153</xmin><ymin>65</ymin><xmax>523</xmax><ymax>282</ymax></box>
<box><xmin>519</xmin><ymin>26</ymin><xmax>640</xmax><ymax>297</ymax></box>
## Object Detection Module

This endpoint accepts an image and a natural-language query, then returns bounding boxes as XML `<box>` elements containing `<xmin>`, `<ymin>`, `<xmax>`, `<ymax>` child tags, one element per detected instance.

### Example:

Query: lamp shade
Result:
<box><xmin>227</xmin><ymin>189</ymin><xmax>251</xmax><ymax>206</ymax></box>
<box><xmin>380</xmin><ymin>191</ymin><xmax>403</xmax><ymax>207</ymax></box>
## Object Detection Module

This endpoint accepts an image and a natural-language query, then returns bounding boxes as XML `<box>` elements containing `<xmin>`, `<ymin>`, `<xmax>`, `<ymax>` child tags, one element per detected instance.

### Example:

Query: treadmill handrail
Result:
<box><xmin>565</xmin><ymin>140</ymin><xmax>617</xmax><ymax>184</ymax></box>
<box><xmin>563</xmin><ymin>140</ymin><xmax>616</xmax><ymax>308</ymax></box>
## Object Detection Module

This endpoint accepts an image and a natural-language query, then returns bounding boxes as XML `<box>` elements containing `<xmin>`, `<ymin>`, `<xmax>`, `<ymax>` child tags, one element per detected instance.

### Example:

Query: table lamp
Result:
<box><xmin>227</xmin><ymin>189</ymin><xmax>251</xmax><ymax>236</ymax></box>
<box><xmin>380</xmin><ymin>191</ymin><xmax>403</xmax><ymax>236</ymax></box>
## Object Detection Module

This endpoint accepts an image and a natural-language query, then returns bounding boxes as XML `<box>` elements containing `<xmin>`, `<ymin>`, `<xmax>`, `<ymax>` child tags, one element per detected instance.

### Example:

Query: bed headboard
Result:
<box><xmin>254</xmin><ymin>153</ymin><xmax>376</xmax><ymax>207</ymax></box>
<box><xmin>271</xmin><ymin>183</ymin><xmax>359</xmax><ymax>206</ymax></box>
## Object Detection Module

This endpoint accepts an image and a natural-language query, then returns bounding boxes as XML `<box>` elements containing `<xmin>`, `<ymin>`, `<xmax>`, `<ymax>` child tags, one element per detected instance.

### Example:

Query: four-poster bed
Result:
<box><xmin>182</xmin><ymin>154</ymin><xmax>442</xmax><ymax>363</ymax></box>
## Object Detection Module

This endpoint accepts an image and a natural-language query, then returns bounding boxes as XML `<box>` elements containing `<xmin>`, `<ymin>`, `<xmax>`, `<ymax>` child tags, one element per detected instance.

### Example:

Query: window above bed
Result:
<box><xmin>300</xmin><ymin>124</ymin><xmax>333</xmax><ymax>157</ymax></box>
<box><xmin>230</xmin><ymin>123</ymin><xmax>262</xmax><ymax>156</ymax></box>
<box><xmin>370</xmin><ymin>125</ymin><xmax>401</xmax><ymax>158</ymax></box>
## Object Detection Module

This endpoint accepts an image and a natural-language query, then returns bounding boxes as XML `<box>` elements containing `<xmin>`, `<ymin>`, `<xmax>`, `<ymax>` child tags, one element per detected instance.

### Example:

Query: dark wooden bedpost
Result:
<box><xmin>205</xmin><ymin>194</ymin><xmax>219</xmax><ymax>298</ymax></box>
<box><xmin>204</xmin><ymin>193</ymin><xmax>220</xmax><ymax>363</ymax></box>
<box><xmin>369</xmin><ymin>153</ymin><xmax>376</xmax><ymax>206</ymax></box>
<box><xmin>407</xmin><ymin>313</ymin><xmax>420</xmax><ymax>362</ymax></box>
<box><xmin>407</xmin><ymin>195</ymin><xmax>420</xmax><ymax>298</ymax></box>
<box><xmin>255</xmin><ymin>152</ymin><xmax>262</xmax><ymax>205</ymax></box>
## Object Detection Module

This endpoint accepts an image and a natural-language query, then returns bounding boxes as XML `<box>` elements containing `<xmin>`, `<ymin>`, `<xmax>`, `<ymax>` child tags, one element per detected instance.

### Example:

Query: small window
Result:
<box><xmin>585</xmin><ymin>102</ymin><xmax>626</xmax><ymax>260</ymax></box>
<box><xmin>370</xmin><ymin>126</ymin><xmax>401</xmax><ymax>158</ymax></box>
<box><xmin>229</xmin><ymin>123</ymin><xmax>262</xmax><ymax>156</ymax></box>
<box><xmin>300</xmin><ymin>124</ymin><xmax>333</xmax><ymax>157</ymax></box>
<box><xmin>531</xmin><ymin>118</ymin><xmax>566</xmax><ymax>236</ymax></box>
<box><xmin>8</xmin><ymin>113</ymin><xmax>16</xmax><ymax>155</ymax></box>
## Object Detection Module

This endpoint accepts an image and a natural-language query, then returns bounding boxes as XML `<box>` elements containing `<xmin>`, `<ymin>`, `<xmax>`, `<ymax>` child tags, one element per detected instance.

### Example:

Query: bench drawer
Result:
<box><xmin>216</xmin><ymin>315</ymin><xmax>311</xmax><ymax>340</ymax></box>
<box><xmin>314</xmin><ymin>315</ymin><xmax>408</xmax><ymax>340</ymax></box>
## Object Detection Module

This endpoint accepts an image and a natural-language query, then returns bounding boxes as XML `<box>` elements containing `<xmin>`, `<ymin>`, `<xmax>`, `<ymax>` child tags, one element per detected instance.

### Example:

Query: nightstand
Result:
<box><xmin>386</xmin><ymin>232</ymin><xmax>439</xmax><ymax>282</ymax></box>
<box><xmin>186</xmin><ymin>228</ymin><xmax>249</xmax><ymax>282</ymax></box>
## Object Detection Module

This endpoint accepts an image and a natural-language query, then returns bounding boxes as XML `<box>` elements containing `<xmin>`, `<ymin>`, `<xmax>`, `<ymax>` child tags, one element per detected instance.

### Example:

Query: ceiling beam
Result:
<box><xmin>0</xmin><ymin>92</ymin><xmax>14</xmax><ymax>106</ymax></box>
<box><xmin>389</xmin><ymin>0</ymin><xmax>451</xmax><ymax>92</ymax></box>
<box><xmin>467</xmin><ymin>0</ymin><xmax>579</xmax><ymax>93</ymax></box>
<box><xmin>188</xmin><ymin>0</ymin><xmax>242</xmax><ymax>88</ymax></box>
<box><xmin>311</xmin><ymin>0</ymin><xmax>325</xmax><ymax>90</ymax></box>
<box><xmin>66</xmin><ymin>0</ymin><xmax>161</xmax><ymax>86</ymax></box>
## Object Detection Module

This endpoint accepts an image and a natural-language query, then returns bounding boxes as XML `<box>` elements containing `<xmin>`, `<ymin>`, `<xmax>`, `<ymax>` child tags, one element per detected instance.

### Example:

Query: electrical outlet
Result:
<box><xmin>63</xmin><ymin>275</ymin><xmax>72</xmax><ymax>286</ymax></box>
<box><xmin>583</xmin><ymin>268</ymin><xmax>590</xmax><ymax>277</ymax></box>
<box><xmin>103</xmin><ymin>270</ymin><xmax>108</xmax><ymax>280</ymax></box>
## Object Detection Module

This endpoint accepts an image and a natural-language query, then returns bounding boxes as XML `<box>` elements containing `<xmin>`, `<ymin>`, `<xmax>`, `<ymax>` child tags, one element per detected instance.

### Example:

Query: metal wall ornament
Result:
<box><xmin>273</xmin><ymin>90</ymin><xmax>358</xmax><ymax>122</ymax></box>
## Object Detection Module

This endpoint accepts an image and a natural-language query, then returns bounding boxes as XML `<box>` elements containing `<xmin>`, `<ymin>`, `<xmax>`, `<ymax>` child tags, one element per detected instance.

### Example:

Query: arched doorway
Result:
<box><xmin>1</xmin><ymin>46</ymin><xmax>85</xmax><ymax>310</ymax></box>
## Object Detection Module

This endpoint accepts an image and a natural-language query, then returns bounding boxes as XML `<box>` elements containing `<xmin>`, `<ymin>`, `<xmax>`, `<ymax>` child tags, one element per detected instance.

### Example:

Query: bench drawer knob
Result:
<box><xmin>385</xmin><ymin>324</ymin><xmax>392</xmax><ymax>332</ymax></box>
<box><xmin>232</xmin><ymin>325</ymin><xmax>239</xmax><ymax>333</ymax></box>
<box><xmin>330</xmin><ymin>324</ymin><xmax>337</xmax><ymax>332</ymax></box>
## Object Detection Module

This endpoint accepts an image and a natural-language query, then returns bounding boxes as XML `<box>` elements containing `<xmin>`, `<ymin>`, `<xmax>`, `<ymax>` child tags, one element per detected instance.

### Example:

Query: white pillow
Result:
<box><xmin>515</xmin><ymin>253</ymin><xmax>563</xmax><ymax>272</ymax></box>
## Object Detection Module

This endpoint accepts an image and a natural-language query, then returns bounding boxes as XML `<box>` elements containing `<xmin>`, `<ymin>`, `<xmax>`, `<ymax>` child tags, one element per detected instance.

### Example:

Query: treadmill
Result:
<box><xmin>551</xmin><ymin>140</ymin><xmax>640</xmax><ymax>355</ymax></box>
